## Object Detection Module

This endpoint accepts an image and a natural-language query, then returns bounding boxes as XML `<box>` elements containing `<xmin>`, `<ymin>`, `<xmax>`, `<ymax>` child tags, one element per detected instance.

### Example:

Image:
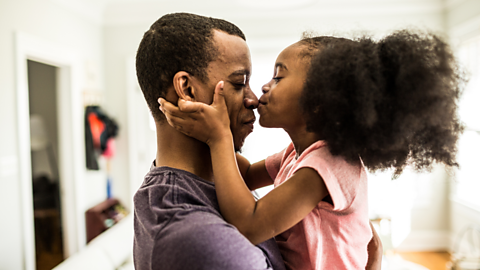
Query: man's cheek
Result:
<box><xmin>228</xmin><ymin>111</ymin><xmax>235</xmax><ymax>130</ymax></box>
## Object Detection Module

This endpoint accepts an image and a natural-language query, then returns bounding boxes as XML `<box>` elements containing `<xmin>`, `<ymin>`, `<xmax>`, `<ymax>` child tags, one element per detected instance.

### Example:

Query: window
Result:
<box><xmin>452</xmin><ymin>36</ymin><xmax>480</xmax><ymax>209</ymax></box>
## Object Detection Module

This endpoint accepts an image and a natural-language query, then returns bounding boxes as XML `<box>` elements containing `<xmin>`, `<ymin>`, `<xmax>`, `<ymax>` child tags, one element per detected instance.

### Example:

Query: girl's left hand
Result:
<box><xmin>158</xmin><ymin>81</ymin><xmax>232</xmax><ymax>146</ymax></box>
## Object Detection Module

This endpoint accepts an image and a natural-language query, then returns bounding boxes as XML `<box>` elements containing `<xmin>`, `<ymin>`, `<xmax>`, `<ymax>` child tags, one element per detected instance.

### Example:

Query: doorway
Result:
<box><xmin>16</xmin><ymin>33</ymin><xmax>83</xmax><ymax>270</ymax></box>
<box><xmin>27</xmin><ymin>60</ymin><xmax>64</xmax><ymax>270</ymax></box>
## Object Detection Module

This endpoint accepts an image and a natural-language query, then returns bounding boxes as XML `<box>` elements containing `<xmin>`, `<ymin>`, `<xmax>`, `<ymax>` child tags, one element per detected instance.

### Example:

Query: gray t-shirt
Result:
<box><xmin>133</xmin><ymin>165</ymin><xmax>286</xmax><ymax>270</ymax></box>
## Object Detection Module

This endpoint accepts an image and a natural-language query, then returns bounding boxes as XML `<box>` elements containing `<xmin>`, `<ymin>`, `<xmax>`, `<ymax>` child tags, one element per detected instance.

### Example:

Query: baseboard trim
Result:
<box><xmin>395</xmin><ymin>230</ymin><xmax>450</xmax><ymax>251</ymax></box>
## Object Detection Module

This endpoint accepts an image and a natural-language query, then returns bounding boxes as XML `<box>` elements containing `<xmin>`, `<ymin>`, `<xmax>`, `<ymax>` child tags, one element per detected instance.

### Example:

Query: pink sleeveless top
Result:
<box><xmin>265</xmin><ymin>141</ymin><xmax>372</xmax><ymax>270</ymax></box>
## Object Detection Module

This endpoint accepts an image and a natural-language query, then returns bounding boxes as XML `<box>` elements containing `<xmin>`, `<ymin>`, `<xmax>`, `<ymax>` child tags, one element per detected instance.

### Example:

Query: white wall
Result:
<box><xmin>238</xmin><ymin>8</ymin><xmax>447</xmax><ymax>164</ymax></box>
<box><xmin>102</xmin><ymin>24</ymin><xmax>150</xmax><ymax>210</ymax></box>
<box><xmin>445</xmin><ymin>0</ymin><xmax>480</xmax><ymax>253</ymax></box>
<box><xmin>102</xmin><ymin>0</ymin><xmax>448</xmax><ymax>209</ymax></box>
<box><xmin>236</xmin><ymin>1</ymin><xmax>453</xmax><ymax>253</ymax></box>
<box><xmin>2</xmin><ymin>0</ymin><xmax>475</xmax><ymax>268</ymax></box>
<box><xmin>101</xmin><ymin>0</ymin><xmax>457</xmax><ymax>255</ymax></box>
<box><xmin>0</xmin><ymin>0</ymin><xmax>105</xmax><ymax>268</ymax></box>
<box><xmin>368</xmin><ymin>166</ymin><xmax>451</xmax><ymax>251</ymax></box>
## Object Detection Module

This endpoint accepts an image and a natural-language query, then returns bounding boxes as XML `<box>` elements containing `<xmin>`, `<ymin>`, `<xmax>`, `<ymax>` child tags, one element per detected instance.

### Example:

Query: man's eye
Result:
<box><xmin>273</xmin><ymin>77</ymin><xmax>282</xmax><ymax>83</ymax></box>
<box><xmin>233</xmin><ymin>83</ymin><xmax>246</xmax><ymax>89</ymax></box>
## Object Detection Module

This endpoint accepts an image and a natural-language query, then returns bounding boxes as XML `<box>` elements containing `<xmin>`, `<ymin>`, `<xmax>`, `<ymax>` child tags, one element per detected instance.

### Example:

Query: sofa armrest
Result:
<box><xmin>53</xmin><ymin>213</ymin><xmax>133</xmax><ymax>270</ymax></box>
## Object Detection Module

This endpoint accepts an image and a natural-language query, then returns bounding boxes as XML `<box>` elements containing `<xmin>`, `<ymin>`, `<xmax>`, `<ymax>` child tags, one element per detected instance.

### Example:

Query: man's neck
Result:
<box><xmin>155</xmin><ymin>121</ymin><xmax>214</xmax><ymax>182</ymax></box>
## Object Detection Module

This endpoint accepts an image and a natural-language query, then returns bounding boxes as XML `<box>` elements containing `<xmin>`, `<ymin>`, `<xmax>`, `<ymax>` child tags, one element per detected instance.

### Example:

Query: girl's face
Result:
<box><xmin>258</xmin><ymin>43</ymin><xmax>310</xmax><ymax>132</ymax></box>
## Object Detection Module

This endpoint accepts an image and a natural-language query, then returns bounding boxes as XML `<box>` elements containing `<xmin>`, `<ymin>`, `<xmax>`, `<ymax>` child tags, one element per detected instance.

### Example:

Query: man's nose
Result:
<box><xmin>244</xmin><ymin>86</ymin><xmax>259</xmax><ymax>109</ymax></box>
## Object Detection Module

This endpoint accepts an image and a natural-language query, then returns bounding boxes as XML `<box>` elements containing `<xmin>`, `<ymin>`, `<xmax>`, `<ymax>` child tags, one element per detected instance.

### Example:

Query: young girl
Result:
<box><xmin>159</xmin><ymin>30</ymin><xmax>463</xmax><ymax>269</ymax></box>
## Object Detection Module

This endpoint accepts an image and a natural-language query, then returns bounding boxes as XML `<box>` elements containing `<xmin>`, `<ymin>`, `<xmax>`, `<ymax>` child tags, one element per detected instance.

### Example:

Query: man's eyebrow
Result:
<box><xmin>275</xmin><ymin>63</ymin><xmax>288</xmax><ymax>71</ymax></box>
<box><xmin>228</xmin><ymin>69</ymin><xmax>250</xmax><ymax>78</ymax></box>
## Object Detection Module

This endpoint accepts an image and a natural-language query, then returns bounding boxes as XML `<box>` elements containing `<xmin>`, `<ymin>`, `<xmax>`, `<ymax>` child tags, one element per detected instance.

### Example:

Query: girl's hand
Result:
<box><xmin>158</xmin><ymin>81</ymin><xmax>231</xmax><ymax>146</ymax></box>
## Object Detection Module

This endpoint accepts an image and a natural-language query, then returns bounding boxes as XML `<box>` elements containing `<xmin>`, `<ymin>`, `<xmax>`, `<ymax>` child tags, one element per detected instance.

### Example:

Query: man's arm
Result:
<box><xmin>366</xmin><ymin>222</ymin><xmax>383</xmax><ymax>270</ymax></box>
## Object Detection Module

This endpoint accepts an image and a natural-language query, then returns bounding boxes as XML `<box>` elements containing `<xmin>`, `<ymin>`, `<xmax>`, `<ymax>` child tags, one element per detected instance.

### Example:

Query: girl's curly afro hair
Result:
<box><xmin>300</xmin><ymin>30</ymin><xmax>465</xmax><ymax>176</ymax></box>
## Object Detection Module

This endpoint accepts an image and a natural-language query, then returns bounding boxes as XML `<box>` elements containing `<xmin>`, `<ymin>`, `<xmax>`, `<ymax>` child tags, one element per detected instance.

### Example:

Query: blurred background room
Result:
<box><xmin>0</xmin><ymin>0</ymin><xmax>479</xmax><ymax>269</ymax></box>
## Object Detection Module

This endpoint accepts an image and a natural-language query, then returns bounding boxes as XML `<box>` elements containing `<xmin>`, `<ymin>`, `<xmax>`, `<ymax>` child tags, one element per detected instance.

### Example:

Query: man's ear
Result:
<box><xmin>172</xmin><ymin>71</ymin><xmax>196</xmax><ymax>101</ymax></box>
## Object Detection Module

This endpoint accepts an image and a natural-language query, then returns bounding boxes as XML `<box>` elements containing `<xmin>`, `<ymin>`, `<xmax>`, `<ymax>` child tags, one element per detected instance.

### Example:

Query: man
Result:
<box><xmin>133</xmin><ymin>12</ymin><xmax>382</xmax><ymax>270</ymax></box>
<box><xmin>133</xmin><ymin>13</ymin><xmax>285</xmax><ymax>270</ymax></box>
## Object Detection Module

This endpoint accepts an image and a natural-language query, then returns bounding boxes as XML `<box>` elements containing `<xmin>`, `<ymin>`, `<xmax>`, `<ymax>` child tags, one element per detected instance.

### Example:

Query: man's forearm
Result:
<box><xmin>366</xmin><ymin>221</ymin><xmax>383</xmax><ymax>270</ymax></box>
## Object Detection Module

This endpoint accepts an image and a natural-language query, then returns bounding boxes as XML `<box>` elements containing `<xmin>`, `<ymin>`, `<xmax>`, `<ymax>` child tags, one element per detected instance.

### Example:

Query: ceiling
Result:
<box><xmin>50</xmin><ymin>0</ymin><xmax>451</xmax><ymax>26</ymax></box>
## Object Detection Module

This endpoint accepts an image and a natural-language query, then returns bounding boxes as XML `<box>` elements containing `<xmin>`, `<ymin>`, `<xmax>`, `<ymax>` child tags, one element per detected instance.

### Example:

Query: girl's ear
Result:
<box><xmin>173</xmin><ymin>71</ymin><xmax>196</xmax><ymax>101</ymax></box>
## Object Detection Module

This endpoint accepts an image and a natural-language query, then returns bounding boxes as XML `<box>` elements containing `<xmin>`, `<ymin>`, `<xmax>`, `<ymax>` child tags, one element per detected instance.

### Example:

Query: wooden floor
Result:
<box><xmin>34</xmin><ymin>212</ymin><xmax>64</xmax><ymax>270</ymax></box>
<box><xmin>395</xmin><ymin>251</ymin><xmax>451</xmax><ymax>270</ymax></box>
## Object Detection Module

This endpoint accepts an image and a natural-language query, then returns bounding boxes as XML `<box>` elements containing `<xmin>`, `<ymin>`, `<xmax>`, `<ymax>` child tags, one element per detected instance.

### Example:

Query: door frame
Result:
<box><xmin>15</xmin><ymin>32</ymin><xmax>84</xmax><ymax>269</ymax></box>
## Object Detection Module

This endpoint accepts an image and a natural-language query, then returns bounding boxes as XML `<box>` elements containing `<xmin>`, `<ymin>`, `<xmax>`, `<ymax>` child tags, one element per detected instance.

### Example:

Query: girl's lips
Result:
<box><xmin>258</xmin><ymin>103</ymin><xmax>266</xmax><ymax>114</ymax></box>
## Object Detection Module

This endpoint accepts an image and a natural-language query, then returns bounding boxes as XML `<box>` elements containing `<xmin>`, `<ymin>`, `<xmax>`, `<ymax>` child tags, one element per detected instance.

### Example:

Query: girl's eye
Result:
<box><xmin>273</xmin><ymin>77</ymin><xmax>282</xmax><ymax>83</ymax></box>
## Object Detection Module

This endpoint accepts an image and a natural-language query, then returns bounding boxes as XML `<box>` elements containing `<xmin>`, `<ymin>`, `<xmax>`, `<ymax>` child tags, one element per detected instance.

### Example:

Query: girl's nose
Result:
<box><xmin>261</xmin><ymin>83</ymin><xmax>270</xmax><ymax>94</ymax></box>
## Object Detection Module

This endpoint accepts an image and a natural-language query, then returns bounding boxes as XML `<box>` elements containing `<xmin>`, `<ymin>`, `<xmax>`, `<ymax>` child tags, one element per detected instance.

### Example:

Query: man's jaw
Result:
<box><xmin>233</xmin><ymin>115</ymin><xmax>256</xmax><ymax>152</ymax></box>
<box><xmin>244</xmin><ymin>117</ymin><xmax>256</xmax><ymax>132</ymax></box>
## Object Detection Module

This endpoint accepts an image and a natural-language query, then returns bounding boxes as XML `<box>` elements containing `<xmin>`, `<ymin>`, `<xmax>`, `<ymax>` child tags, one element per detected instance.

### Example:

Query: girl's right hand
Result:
<box><xmin>158</xmin><ymin>81</ymin><xmax>232</xmax><ymax>146</ymax></box>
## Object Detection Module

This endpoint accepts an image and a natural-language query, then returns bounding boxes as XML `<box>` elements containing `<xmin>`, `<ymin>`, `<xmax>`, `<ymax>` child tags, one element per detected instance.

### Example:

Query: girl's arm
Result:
<box><xmin>236</xmin><ymin>154</ymin><xmax>274</xmax><ymax>191</ymax></box>
<box><xmin>159</xmin><ymin>83</ymin><xmax>329</xmax><ymax>245</ymax></box>
<box><xmin>210</xmin><ymin>134</ymin><xmax>328</xmax><ymax>245</ymax></box>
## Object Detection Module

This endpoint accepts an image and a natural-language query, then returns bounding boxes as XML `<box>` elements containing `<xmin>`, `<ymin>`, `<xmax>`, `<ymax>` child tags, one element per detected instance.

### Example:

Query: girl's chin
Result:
<box><xmin>258</xmin><ymin>117</ymin><xmax>274</xmax><ymax>128</ymax></box>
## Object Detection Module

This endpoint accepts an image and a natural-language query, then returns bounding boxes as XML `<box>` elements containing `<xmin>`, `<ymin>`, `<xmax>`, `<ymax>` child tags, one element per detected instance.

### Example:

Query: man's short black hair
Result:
<box><xmin>136</xmin><ymin>13</ymin><xmax>246</xmax><ymax>121</ymax></box>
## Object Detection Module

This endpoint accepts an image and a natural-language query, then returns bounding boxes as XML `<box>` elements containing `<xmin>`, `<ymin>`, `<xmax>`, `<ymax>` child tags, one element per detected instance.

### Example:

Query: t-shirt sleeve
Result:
<box><xmin>265</xmin><ymin>148</ymin><xmax>287</xmax><ymax>181</ymax></box>
<box><xmin>291</xmin><ymin>147</ymin><xmax>361</xmax><ymax>212</ymax></box>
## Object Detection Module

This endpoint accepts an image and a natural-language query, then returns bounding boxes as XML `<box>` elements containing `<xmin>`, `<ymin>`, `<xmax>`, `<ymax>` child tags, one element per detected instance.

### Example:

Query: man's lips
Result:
<box><xmin>244</xmin><ymin>117</ymin><xmax>256</xmax><ymax>131</ymax></box>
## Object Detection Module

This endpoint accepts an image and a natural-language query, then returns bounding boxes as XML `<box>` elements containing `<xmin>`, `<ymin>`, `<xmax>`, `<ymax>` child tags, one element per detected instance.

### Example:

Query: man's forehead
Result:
<box><xmin>211</xmin><ymin>31</ymin><xmax>251</xmax><ymax>70</ymax></box>
<box><xmin>229</xmin><ymin>69</ymin><xmax>250</xmax><ymax>78</ymax></box>
<box><xmin>208</xmin><ymin>33</ymin><xmax>248</xmax><ymax>82</ymax></box>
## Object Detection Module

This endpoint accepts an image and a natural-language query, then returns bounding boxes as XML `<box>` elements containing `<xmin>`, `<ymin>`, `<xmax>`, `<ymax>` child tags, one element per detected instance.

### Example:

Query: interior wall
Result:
<box><xmin>387</xmin><ymin>166</ymin><xmax>450</xmax><ymax>251</ymax></box>
<box><xmin>0</xmin><ymin>1</ymin><xmax>468</xmax><ymax>268</ymax></box>
<box><xmin>0</xmin><ymin>0</ymin><xmax>104</xmax><ymax>268</ymax></box>
<box><xmin>103</xmin><ymin>24</ymin><xmax>149</xmax><ymax>210</ymax></box>
<box><xmin>102</xmin><ymin>1</ymin><xmax>451</xmax><ymax>252</ymax></box>
<box><xmin>238</xmin><ymin>12</ymin><xmax>447</xmax><ymax>164</ymax></box>
<box><xmin>449</xmin><ymin>199</ymin><xmax>480</xmax><ymax>252</ymax></box>
<box><xmin>102</xmin><ymin>0</ymin><xmax>447</xmax><ymax>207</ymax></box>
<box><xmin>446</xmin><ymin>0</ymin><xmax>480</xmax><ymax>37</ymax></box>
<box><xmin>239</xmin><ymin>5</ymin><xmax>452</xmax><ymax>253</ymax></box>
<box><xmin>445</xmin><ymin>0</ymin><xmax>480</xmax><ymax>253</ymax></box>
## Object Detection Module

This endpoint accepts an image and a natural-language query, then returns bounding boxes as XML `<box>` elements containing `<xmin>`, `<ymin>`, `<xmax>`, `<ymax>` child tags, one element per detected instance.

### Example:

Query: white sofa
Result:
<box><xmin>53</xmin><ymin>213</ymin><xmax>134</xmax><ymax>270</ymax></box>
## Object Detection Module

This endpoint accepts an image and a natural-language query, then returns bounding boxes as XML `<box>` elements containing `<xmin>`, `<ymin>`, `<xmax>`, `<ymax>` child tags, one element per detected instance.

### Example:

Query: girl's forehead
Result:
<box><xmin>276</xmin><ymin>44</ymin><xmax>311</xmax><ymax>70</ymax></box>
<box><xmin>278</xmin><ymin>44</ymin><xmax>303</xmax><ymax>58</ymax></box>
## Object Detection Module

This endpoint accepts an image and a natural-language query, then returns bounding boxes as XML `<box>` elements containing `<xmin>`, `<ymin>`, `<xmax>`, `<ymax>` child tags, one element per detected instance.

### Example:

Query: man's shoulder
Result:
<box><xmin>133</xmin><ymin>166</ymin><xmax>220</xmax><ymax>233</ymax></box>
<box><xmin>134</xmin><ymin>166</ymin><xmax>216</xmax><ymax>207</ymax></box>
<box><xmin>139</xmin><ymin>165</ymin><xmax>200</xmax><ymax>185</ymax></box>
<box><xmin>136</xmin><ymin>166</ymin><xmax>216</xmax><ymax>194</ymax></box>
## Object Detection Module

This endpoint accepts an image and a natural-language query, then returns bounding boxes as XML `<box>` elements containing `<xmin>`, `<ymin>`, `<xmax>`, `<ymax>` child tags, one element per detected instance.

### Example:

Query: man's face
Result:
<box><xmin>198</xmin><ymin>30</ymin><xmax>258</xmax><ymax>151</ymax></box>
